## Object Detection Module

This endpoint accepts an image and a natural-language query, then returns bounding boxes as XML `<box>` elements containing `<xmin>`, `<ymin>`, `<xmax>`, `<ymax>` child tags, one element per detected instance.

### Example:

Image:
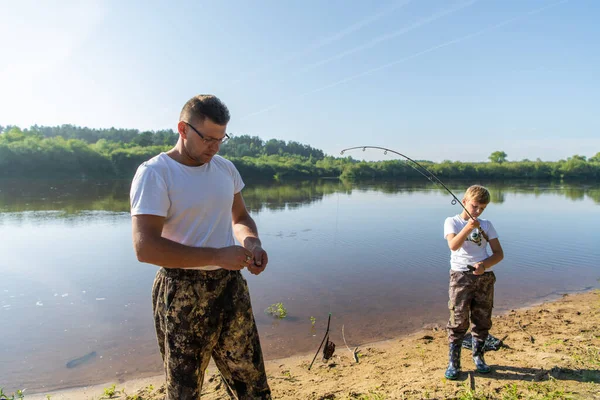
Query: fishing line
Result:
<box><xmin>308</xmin><ymin>186</ymin><xmax>342</xmax><ymax>370</ymax></box>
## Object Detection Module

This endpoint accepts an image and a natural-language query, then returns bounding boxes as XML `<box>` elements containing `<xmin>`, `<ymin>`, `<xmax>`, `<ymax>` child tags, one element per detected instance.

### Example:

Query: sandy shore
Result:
<box><xmin>22</xmin><ymin>289</ymin><xmax>600</xmax><ymax>399</ymax></box>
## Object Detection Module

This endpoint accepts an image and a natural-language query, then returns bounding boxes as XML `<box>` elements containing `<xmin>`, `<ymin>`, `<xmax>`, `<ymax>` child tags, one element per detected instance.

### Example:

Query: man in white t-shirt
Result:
<box><xmin>130</xmin><ymin>94</ymin><xmax>271</xmax><ymax>399</ymax></box>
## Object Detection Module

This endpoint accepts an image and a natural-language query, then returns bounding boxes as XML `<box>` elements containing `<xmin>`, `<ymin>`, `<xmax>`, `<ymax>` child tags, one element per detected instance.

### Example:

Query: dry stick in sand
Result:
<box><xmin>341</xmin><ymin>324</ymin><xmax>359</xmax><ymax>363</ymax></box>
<box><xmin>518</xmin><ymin>320</ymin><xmax>535</xmax><ymax>343</ymax></box>
<box><xmin>309</xmin><ymin>313</ymin><xmax>332</xmax><ymax>370</ymax></box>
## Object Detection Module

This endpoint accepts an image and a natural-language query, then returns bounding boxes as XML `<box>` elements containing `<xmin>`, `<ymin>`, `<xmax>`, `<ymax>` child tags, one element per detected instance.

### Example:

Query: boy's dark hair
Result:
<box><xmin>464</xmin><ymin>185</ymin><xmax>490</xmax><ymax>204</ymax></box>
<box><xmin>179</xmin><ymin>95</ymin><xmax>230</xmax><ymax>125</ymax></box>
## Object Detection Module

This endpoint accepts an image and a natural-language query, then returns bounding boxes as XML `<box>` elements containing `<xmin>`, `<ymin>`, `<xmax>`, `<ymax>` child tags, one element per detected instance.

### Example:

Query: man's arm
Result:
<box><xmin>231</xmin><ymin>192</ymin><xmax>268</xmax><ymax>275</ymax></box>
<box><xmin>132</xmin><ymin>214</ymin><xmax>251</xmax><ymax>270</ymax></box>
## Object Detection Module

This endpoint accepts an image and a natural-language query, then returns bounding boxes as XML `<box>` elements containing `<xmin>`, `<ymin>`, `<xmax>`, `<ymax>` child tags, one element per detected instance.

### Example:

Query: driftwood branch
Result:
<box><xmin>341</xmin><ymin>324</ymin><xmax>359</xmax><ymax>363</ymax></box>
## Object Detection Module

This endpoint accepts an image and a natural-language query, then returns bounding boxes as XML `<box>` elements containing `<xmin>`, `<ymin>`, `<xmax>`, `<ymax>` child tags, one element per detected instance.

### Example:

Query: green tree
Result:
<box><xmin>263</xmin><ymin>138</ymin><xmax>286</xmax><ymax>155</ymax></box>
<box><xmin>588</xmin><ymin>152</ymin><xmax>600</xmax><ymax>163</ymax></box>
<box><xmin>488</xmin><ymin>150</ymin><xmax>508</xmax><ymax>164</ymax></box>
<box><xmin>0</xmin><ymin>127</ymin><xmax>26</xmax><ymax>143</ymax></box>
<box><xmin>133</xmin><ymin>131</ymin><xmax>154</xmax><ymax>146</ymax></box>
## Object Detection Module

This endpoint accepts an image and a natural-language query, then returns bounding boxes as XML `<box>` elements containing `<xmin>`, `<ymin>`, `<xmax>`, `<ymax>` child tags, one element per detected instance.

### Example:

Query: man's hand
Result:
<box><xmin>473</xmin><ymin>261</ymin><xmax>486</xmax><ymax>276</ymax></box>
<box><xmin>247</xmin><ymin>244</ymin><xmax>268</xmax><ymax>275</ymax></box>
<box><xmin>216</xmin><ymin>245</ymin><xmax>254</xmax><ymax>271</ymax></box>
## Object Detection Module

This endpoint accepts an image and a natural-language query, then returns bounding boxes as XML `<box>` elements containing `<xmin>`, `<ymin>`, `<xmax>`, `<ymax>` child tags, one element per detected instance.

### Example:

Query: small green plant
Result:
<box><xmin>501</xmin><ymin>383</ymin><xmax>520</xmax><ymax>400</ymax></box>
<box><xmin>265</xmin><ymin>302</ymin><xmax>287</xmax><ymax>319</ymax></box>
<box><xmin>0</xmin><ymin>388</ymin><xmax>25</xmax><ymax>400</ymax></box>
<box><xmin>102</xmin><ymin>384</ymin><xmax>118</xmax><ymax>398</ymax></box>
<box><xmin>456</xmin><ymin>383</ymin><xmax>488</xmax><ymax>400</ymax></box>
<box><xmin>416</xmin><ymin>344</ymin><xmax>426</xmax><ymax>366</ymax></box>
<box><xmin>310</xmin><ymin>316</ymin><xmax>316</xmax><ymax>326</ymax></box>
<box><xmin>355</xmin><ymin>391</ymin><xmax>386</xmax><ymax>400</ymax></box>
<box><xmin>524</xmin><ymin>381</ymin><xmax>576</xmax><ymax>399</ymax></box>
<box><xmin>542</xmin><ymin>339</ymin><xmax>564</xmax><ymax>347</ymax></box>
<box><xmin>572</xmin><ymin>346</ymin><xmax>600</xmax><ymax>366</ymax></box>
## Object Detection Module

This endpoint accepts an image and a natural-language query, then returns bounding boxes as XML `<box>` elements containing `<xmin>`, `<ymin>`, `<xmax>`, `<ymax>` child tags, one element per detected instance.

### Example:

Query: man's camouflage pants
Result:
<box><xmin>446</xmin><ymin>270</ymin><xmax>496</xmax><ymax>343</ymax></box>
<box><xmin>152</xmin><ymin>267</ymin><xmax>271</xmax><ymax>399</ymax></box>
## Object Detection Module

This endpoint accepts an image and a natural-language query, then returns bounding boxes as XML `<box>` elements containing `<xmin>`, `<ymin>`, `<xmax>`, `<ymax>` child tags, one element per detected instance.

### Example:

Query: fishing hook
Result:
<box><xmin>340</xmin><ymin>146</ymin><xmax>489</xmax><ymax>241</ymax></box>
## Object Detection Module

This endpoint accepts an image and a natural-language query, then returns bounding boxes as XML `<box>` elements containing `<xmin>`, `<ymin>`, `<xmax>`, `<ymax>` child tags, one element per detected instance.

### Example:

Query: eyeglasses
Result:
<box><xmin>184</xmin><ymin>122</ymin><xmax>230</xmax><ymax>145</ymax></box>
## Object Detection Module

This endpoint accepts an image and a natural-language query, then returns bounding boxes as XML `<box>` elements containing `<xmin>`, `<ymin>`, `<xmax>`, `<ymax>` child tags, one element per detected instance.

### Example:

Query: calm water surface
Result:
<box><xmin>1</xmin><ymin>179</ymin><xmax>599</xmax><ymax>393</ymax></box>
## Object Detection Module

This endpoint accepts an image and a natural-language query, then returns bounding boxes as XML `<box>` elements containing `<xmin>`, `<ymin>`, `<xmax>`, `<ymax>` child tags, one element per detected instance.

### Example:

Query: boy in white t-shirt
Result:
<box><xmin>443</xmin><ymin>185</ymin><xmax>504</xmax><ymax>380</ymax></box>
<box><xmin>130</xmin><ymin>95</ymin><xmax>271</xmax><ymax>399</ymax></box>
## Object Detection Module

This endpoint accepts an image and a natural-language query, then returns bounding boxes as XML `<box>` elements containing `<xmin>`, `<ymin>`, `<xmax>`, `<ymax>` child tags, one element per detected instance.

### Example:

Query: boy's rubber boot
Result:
<box><xmin>444</xmin><ymin>342</ymin><xmax>461</xmax><ymax>380</ymax></box>
<box><xmin>473</xmin><ymin>339</ymin><xmax>492</xmax><ymax>373</ymax></box>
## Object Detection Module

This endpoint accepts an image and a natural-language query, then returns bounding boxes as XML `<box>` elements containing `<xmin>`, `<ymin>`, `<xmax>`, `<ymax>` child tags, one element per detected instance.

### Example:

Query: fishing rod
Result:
<box><xmin>339</xmin><ymin>146</ymin><xmax>488</xmax><ymax>241</ymax></box>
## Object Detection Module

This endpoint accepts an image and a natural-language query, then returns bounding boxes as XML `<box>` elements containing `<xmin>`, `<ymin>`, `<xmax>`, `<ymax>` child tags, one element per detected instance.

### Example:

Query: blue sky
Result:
<box><xmin>1</xmin><ymin>0</ymin><xmax>598</xmax><ymax>162</ymax></box>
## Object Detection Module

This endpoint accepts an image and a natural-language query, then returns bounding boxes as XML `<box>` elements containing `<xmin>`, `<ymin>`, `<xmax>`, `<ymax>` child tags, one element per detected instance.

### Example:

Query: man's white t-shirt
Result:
<box><xmin>130</xmin><ymin>153</ymin><xmax>244</xmax><ymax>270</ymax></box>
<box><xmin>443</xmin><ymin>215</ymin><xmax>498</xmax><ymax>273</ymax></box>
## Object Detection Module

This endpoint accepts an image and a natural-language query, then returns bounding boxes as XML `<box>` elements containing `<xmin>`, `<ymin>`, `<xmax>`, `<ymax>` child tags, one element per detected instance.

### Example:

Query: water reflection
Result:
<box><xmin>1</xmin><ymin>179</ymin><xmax>599</xmax><ymax>216</ymax></box>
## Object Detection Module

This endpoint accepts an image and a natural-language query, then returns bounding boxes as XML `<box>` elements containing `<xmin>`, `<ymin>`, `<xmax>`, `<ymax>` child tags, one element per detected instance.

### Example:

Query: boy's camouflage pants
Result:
<box><xmin>446</xmin><ymin>270</ymin><xmax>496</xmax><ymax>343</ymax></box>
<box><xmin>152</xmin><ymin>267</ymin><xmax>271</xmax><ymax>399</ymax></box>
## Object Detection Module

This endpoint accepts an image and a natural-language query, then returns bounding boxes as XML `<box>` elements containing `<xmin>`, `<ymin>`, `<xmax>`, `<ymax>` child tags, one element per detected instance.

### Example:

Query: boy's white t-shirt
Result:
<box><xmin>130</xmin><ymin>153</ymin><xmax>245</xmax><ymax>270</ymax></box>
<box><xmin>443</xmin><ymin>215</ymin><xmax>498</xmax><ymax>273</ymax></box>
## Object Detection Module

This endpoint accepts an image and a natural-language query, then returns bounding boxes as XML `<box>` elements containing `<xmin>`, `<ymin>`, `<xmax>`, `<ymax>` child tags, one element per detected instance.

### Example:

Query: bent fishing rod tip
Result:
<box><xmin>338</xmin><ymin>145</ymin><xmax>476</xmax><ymax>220</ymax></box>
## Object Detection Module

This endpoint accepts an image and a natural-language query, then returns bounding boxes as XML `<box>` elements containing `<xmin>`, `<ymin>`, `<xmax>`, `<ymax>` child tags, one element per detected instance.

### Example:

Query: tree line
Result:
<box><xmin>0</xmin><ymin>124</ymin><xmax>599</xmax><ymax>181</ymax></box>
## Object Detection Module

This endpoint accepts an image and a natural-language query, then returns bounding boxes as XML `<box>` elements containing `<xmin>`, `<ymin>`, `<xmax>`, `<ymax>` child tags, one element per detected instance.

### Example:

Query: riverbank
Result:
<box><xmin>22</xmin><ymin>289</ymin><xmax>600</xmax><ymax>399</ymax></box>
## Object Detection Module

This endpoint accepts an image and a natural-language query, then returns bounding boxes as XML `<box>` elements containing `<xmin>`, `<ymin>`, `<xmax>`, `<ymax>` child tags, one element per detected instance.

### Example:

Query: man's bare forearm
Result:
<box><xmin>134</xmin><ymin>234</ymin><xmax>218</xmax><ymax>268</ymax></box>
<box><xmin>233</xmin><ymin>215</ymin><xmax>262</xmax><ymax>249</ymax></box>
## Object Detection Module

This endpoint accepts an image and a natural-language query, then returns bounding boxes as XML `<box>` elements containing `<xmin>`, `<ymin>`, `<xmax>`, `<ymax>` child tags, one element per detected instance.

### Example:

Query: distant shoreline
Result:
<box><xmin>2</xmin><ymin>126</ymin><xmax>599</xmax><ymax>181</ymax></box>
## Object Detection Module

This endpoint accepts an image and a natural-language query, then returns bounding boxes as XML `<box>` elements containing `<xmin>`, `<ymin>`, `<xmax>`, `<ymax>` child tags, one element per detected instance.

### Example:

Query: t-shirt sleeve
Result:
<box><xmin>130</xmin><ymin>165</ymin><xmax>170</xmax><ymax>217</ymax></box>
<box><xmin>229</xmin><ymin>161</ymin><xmax>245</xmax><ymax>194</ymax></box>
<box><xmin>484</xmin><ymin>220</ymin><xmax>498</xmax><ymax>240</ymax></box>
<box><xmin>443</xmin><ymin>217</ymin><xmax>458</xmax><ymax>239</ymax></box>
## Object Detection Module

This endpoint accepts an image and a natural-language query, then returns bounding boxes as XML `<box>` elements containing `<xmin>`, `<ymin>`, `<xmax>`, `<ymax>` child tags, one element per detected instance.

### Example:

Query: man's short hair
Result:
<box><xmin>464</xmin><ymin>185</ymin><xmax>490</xmax><ymax>204</ymax></box>
<box><xmin>180</xmin><ymin>95</ymin><xmax>230</xmax><ymax>125</ymax></box>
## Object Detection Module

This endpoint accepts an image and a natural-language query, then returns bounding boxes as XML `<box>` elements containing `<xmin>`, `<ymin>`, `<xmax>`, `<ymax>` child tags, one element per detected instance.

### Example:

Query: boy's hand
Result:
<box><xmin>473</xmin><ymin>262</ymin><xmax>486</xmax><ymax>275</ymax></box>
<box><xmin>466</xmin><ymin>217</ymin><xmax>480</xmax><ymax>231</ymax></box>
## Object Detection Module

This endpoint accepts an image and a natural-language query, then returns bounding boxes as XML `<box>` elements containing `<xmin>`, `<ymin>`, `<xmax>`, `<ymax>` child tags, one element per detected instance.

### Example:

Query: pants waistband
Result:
<box><xmin>160</xmin><ymin>267</ymin><xmax>234</xmax><ymax>280</ymax></box>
